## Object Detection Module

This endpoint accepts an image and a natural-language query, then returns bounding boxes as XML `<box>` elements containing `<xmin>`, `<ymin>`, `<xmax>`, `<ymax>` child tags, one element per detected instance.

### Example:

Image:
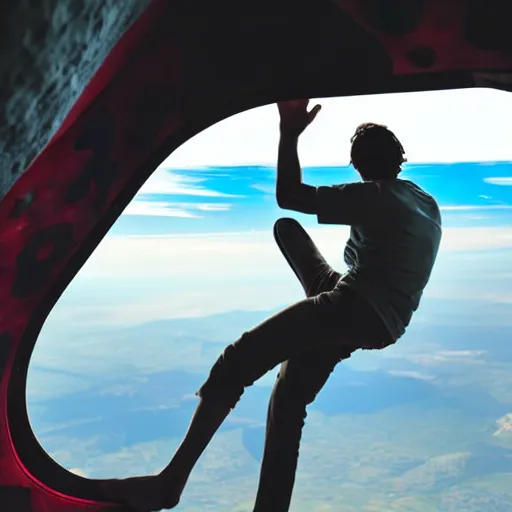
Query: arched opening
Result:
<box><xmin>26</xmin><ymin>89</ymin><xmax>512</xmax><ymax>510</ymax></box>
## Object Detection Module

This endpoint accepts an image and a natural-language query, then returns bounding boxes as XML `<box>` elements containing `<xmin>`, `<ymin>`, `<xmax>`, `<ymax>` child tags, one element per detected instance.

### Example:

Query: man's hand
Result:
<box><xmin>277</xmin><ymin>99</ymin><xmax>322</xmax><ymax>137</ymax></box>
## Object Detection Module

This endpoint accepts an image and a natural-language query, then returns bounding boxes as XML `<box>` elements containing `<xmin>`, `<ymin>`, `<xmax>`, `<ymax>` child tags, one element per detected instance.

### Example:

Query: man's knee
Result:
<box><xmin>273</xmin><ymin>217</ymin><xmax>304</xmax><ymax>245</ymax></box>
<box><xmin>272</xmin><ymin>364</ymin><xmax>318</xmax><ymax>410</ymax></box>
<box><xmin>196</xmin><ymin>332</ymin><xmax>262</xmax><ymax>409</ymax></box>
<box><xmin>273</xmin><ymin>217</ymin><xmax>317</xmax><ymax>268</ymax></box>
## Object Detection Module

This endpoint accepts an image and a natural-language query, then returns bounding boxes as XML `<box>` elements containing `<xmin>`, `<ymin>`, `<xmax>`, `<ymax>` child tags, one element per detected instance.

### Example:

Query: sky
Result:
<box><xmin>122</xmin><ymin>87</ymin><xmax>512</xmax><ymax>219</ymax></box>
<box><xmin>45</xmin><ymin>87</ymin><xmax>512</xmax><ymax>328</ymax></box>
<box><xmin>158</xmin><ymin>87</ymin><xmax>512</xmax><ymax>168</ymax></box>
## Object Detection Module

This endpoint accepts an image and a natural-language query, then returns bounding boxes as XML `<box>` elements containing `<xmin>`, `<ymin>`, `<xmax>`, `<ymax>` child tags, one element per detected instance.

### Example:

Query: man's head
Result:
<box><xmin>350</xmin><ymin>122</ymin><xmax>406</xmax><ymax>181</ymax></box>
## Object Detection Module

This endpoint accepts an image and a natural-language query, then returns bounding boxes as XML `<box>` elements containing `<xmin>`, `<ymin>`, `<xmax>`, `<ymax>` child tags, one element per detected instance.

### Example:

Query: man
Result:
<box><xmin>101</xmin><ymin>99</ymin><xmax>442</xmax><ymax>511</ymax></box>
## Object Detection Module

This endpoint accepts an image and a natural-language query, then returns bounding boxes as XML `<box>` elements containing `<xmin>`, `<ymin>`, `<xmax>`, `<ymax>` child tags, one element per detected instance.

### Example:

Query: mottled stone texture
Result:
<box><xmin>0</xmin><ymin>0</ymin><xmax>151</xmax><ymax>199</ymax></box>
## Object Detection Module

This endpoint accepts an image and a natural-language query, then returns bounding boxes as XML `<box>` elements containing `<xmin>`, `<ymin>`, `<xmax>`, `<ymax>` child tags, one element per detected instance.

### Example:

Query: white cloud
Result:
<box><xmin>127</xmin><ymin>169</ymin><xmax>238</xmax><ymax>216</ymax></box>
<box><xmin>124</xmin><ymin>200</ymin><xmax>232</xmax><ymax>217</ymax></box>
<box><xmin>478</xmin><ymin>292</ymin><xmax>512</xmax><ymax>303</ymax></box>
<box><xmin>160</xmin><ymin>89</ymin><xmax>512</xmax><ymax>168</ymax></box>
<box><xmin>410</xmin><ymin>350</ymin><xmax>486</xmax><ymax>366</ymax></box>
<box><xmin>484</xmin><ymin>177</ymin><xmax>512</xmax><ymax>186</ymax></box>
<box><xmin>138</xmin><ymin>169</ymin><xmax>243</xmax><ymax>198</ymax></box>
<box><xmin>69</xmin><ymin>468</ymin><xmax>88</xmax><ymax>477</ymax></box>
<box><xmin>250</xmin><ymin>184</ymin><xmax>274</xmax><ymax>194</ymax></box>
<box><xmin>195</xmin><ymin>203</ymin><xmax>232</xmax><ymax>212</ymax></box>
<box><xmin>439</xmin><ymin>227</ymin><xmax>512</xmax><ymax>251</ymax></box>
<box><xmin>80</xmin><ymin>225</ymin><xmax>512</xmax><ymax>281</ymax></box>
<box><xmin>388</xmin><ymin>370</ymin><xmax>436</xmax><ymax>381</ymax></box>
<box><xmin>123</xmin><ymin>201</ymin><xmax>201</xmax><ymax>218</ymax></box>
<box><xmin>440</xmin><ymin>205</ymin><xmax>512</xmax><ymax>211</ymax></box>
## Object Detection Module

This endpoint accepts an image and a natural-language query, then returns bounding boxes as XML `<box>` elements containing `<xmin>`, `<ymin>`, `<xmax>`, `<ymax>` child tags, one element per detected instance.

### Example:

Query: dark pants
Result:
<box><xmin>198</xmin><ymin>218</ymin><xmax>393</xmax><ymax>512</ymax></box>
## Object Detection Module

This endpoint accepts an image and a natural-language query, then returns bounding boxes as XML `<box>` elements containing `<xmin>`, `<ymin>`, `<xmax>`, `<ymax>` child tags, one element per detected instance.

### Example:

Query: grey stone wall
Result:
<box><xmin>0</xmin><ymin>0</ymin><xmax>151</xmax><ymax>199</ymax></box>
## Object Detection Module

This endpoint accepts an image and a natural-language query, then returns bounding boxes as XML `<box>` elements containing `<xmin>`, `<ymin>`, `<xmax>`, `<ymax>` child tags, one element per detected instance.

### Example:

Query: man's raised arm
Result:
<box><xmin>275</xmin><ymin>100</ymin><xmax>321</xmax><ymax>214</ymax></box>
<box><xmin>276</xmin><ymin>132</ymin><xmax>317</xmax><ymax>213</ymax></box>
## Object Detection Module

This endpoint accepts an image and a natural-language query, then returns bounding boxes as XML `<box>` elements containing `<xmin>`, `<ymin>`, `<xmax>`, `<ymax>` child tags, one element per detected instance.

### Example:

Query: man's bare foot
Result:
<box><xmin>100</xmin><ymin>474</ymin><xmax>183</xmax><ymax>511</ymax></box>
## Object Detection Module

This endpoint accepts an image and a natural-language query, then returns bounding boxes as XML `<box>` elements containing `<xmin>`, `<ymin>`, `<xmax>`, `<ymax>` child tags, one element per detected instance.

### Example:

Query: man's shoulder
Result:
<box><xmin>331</xmin><ymin>180</ymin><xmax>383</xmax><ymax>194</ymax></box>
<box><xmin>394</xmin><ymin>179</ymin><xmax>442</xmax><ymax>225</ymax></box>
<box><xmin>392</xmin><ymin>179</ymin><xmax>438</xmax><ymax>203</ymax></box>
<box><xmin>394</xmin><ymin>178</ymin><xmax>431</xmax><ymax>195</ymax></box>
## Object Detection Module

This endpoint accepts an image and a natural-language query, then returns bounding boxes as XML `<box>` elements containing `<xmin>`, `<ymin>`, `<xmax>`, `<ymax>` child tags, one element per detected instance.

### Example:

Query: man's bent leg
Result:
<box><xmin>274</xmin><ymin>217</ymin><xmax>342</xmax><ymax>297</ymax></box>
<box><xmin>253</xmin><ymin>217</ymin><xmax>352</xmax><ymax>512</ymax></box>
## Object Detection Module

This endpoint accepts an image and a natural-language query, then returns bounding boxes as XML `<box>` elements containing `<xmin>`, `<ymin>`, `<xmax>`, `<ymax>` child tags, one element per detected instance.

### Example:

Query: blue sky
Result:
<box><xmin>44</xmin><ymin>88</ymin><xmax>512</xmax><ymax>329</ymax></box>
<box><xmin>110</xmin><ymin>86</ymin><xmax>512</xmax><ymax>234</ymax></box>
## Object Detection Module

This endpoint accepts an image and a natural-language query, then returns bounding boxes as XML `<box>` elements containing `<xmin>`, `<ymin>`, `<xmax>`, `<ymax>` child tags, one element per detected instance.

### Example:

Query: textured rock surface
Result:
<box><xmin>0</xmin><ymin>0</ymin><xmax>151</xmax><ymax>199</ymax></box>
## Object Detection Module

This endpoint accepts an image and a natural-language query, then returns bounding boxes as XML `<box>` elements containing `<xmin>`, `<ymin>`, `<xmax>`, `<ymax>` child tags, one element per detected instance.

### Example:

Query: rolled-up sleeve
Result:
<box><xmin>316</xmin><ymin>181</ymin><xmax>382</xmax><ymax>226</ymax></box>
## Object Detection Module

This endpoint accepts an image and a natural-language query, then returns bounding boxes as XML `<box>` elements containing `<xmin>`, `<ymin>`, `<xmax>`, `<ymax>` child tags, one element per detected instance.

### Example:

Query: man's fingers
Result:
<box><xmin>310</xmin><ymin>104</ymin><xmax>322</xmax><ymax>115</ymax></box>
<box><xmin>308</xmin><ymin>104</ymin><xmax>322</xmax><ymax>122</ymax></box>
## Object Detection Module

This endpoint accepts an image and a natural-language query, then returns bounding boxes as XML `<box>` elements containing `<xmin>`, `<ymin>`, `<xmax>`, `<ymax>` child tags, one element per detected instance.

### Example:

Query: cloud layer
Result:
<box><xmin>484</xmin><ymin>177</ymin><xmax>512</xmax><ymax>186</ymax></box>
<box><xmin>82</xmin><ymin>225</ymin><xmax>512</xmax><ymax>280</ymax></box>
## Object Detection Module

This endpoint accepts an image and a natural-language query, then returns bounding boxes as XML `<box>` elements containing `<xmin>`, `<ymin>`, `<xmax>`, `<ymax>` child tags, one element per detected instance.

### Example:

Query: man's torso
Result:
<box><xmin>340</xmin><ymin>179</ymin><xmax>442</xmax><ymax>340</ymax></box>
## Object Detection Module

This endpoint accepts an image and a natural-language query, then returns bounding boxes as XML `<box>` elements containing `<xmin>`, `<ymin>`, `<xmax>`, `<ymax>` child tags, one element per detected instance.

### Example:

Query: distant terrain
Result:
<box><xmin>28</xmin><ymin>305</ymin><xmax>512</xmax><ymax>511</ymax></box>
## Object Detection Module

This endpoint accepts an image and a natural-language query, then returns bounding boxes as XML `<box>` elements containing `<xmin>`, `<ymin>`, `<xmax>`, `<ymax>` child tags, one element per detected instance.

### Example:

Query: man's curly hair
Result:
<box><xmin>350</xmin><ymin>122</ymin><xmax>407</xmax><ymax>179</ymax></box>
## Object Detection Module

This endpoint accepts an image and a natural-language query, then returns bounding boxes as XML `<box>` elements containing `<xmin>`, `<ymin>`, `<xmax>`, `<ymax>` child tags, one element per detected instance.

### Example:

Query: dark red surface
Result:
<box><xmin>0</xmin><ymin>0</ymin><xmax>511</xmax><ymax>510</ymax></box>
<box><xmin>340</xmin><ymin>0</ymin><xmax>512</xmax><ymax>74</ymax></box>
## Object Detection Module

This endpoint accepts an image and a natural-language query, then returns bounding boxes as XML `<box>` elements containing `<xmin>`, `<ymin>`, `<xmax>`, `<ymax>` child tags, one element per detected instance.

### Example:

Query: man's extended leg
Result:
<box><xmin>253</xmin><ymin>217</ymin><xmax>352</xmax><ymax>512</ymax></box>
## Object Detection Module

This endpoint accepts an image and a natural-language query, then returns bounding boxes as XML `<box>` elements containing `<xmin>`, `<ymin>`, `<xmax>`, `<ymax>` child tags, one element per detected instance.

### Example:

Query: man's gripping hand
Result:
<box><xmin>277</xmin><ymin>99</ymin><xmax>322</xmax><ymax>138</ymax></box>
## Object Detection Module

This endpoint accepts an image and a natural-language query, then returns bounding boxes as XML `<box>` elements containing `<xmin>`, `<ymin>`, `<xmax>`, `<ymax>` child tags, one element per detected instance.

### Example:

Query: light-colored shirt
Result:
<box><xmin>316</xmin><ymin>178</ymin><xmax>442</xmax><ymax>341</ymax></box>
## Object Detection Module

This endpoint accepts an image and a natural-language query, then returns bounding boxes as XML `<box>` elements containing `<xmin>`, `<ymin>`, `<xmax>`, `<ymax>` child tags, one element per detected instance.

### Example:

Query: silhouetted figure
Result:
<box><xmin>101</xmin><ymin>100</ymin><xmax>442</xmax><ymax>511</ymax></box>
